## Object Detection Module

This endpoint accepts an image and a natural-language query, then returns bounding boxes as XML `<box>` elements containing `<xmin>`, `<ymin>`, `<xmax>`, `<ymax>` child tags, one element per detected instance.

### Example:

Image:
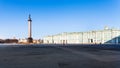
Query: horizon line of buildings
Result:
<box><xmin>0</xmin><ymin>27</ymin><xmax>120</xmax><ymax>44</ymax></box>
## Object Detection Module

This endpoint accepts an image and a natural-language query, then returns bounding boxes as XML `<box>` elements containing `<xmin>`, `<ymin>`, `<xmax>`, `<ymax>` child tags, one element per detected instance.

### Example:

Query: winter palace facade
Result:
<box><xmin>43</xmin><ymin>27</ymin><xmax>120</xmax><ymax>44</ymax></box>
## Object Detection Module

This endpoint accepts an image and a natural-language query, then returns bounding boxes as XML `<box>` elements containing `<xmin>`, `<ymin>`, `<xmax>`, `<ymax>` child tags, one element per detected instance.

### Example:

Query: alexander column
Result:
<box><xmin>27</xmin><ymin>14</ymin><xmax>33</xmax><ymax>43</ymax></box>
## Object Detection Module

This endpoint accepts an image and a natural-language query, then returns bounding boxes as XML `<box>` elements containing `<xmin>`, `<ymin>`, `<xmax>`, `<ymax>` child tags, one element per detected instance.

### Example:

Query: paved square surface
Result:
<box><xmin>0</xmin><ymin>44</ymin><xmax>120</xmax><ymax>68</ymax></box>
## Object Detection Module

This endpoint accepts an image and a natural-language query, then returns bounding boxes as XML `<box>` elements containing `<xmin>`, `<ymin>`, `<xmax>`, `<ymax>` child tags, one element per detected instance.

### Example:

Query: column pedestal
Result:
<box><xmin>27</xmin><ymin>37</ymin><xmax>33</xmax><ymax>43</ymax></box>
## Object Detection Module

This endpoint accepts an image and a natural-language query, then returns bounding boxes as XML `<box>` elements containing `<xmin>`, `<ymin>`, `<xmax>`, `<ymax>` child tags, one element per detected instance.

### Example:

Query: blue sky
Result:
<box><xmin>0</xmin><ymin>0</ymin><xmax>120</xmax><ymax>39</ymax></box>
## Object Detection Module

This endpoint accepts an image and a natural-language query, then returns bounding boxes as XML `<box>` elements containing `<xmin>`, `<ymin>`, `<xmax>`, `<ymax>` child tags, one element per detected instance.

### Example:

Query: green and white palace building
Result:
<box><xmin>43</xmin><ymin>27</ymin><xmax>120</xmax><ymax>44</ymax></box>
